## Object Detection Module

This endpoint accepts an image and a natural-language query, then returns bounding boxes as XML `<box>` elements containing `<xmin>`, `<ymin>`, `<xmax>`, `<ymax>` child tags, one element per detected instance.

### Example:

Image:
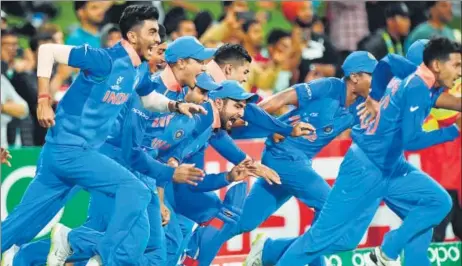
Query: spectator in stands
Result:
<box><xmin>200</xmin><ymin>0</ymin><xmax>248</xmax><ymax>45</ymax></box>
<box><xmin>1</xmin><ymin>75</ymin><xmax>29</xmax><ymax>148</ymax></box>
<box><xmin>283</xmin><ymin>1</ymin><xmax>339</xmax><ymax>83</ymax></box>
<box><xmin>405</xmin><ymin>1</ymin><xmax>455</xmax><ymax>51</ymax></box>
<box><xmin>194</xmin><ymin>11</ymin><xmax>214</xmax><ymax>40</ymax></box>
<box><xmin>245</xmin><ymin>29</ymin><xmax>292</xmax><ymax>97</ymax></box>
<box><xmin>100</xmin><ymin>23</ymin><xmax>121</xmax><ymax>48</ymax></box>
<box><xmin>50</xmin><ymin>1</ymin><xmax>109</xmax><ymax>99</ymax></box>
<box><xmin>358</xmin><ymin>3</ymin><xmax>411</xmax><ymax>60</ymax></box>
<box><xmin>328</xmin><ymin>1</ymin><xmax>370</xmax><ymax>62</ymax></box>
<box><xmin>38</xmin><ymin>23</ymin><xmax>64</xmax><ymax>44</ymax></box>
<box><xmin>242</xmin><ymin>19</ymin><xmax>264</xmax><ymax>59</ymax></box>
<box><xmin>169</xmin><ymin>17</ymin><xmax>197</xmax><ymax>41</ymax></box>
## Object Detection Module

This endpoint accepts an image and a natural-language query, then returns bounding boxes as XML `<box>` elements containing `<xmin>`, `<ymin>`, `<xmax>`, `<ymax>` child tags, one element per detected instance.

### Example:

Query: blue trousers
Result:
<box><xmin>230</xmin><ymin>150</ymin><xmax>330</xmax><ymax>266</ymax></box>
<box><xmin>264</xmin><ymin>144</ymin><xmax>452</xmax><ymax>266</ymax></box>
<box><xmin>1</xmin><ymin>143</ymin><xmax>152</xmax><ymax>265</ymax></box>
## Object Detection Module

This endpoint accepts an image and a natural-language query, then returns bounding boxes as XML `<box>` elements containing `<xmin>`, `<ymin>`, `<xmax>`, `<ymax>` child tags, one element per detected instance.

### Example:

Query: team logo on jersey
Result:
<box><xmin>323</xmin><ymin>125</ymin><xmax>333</xmax><ymax>134</ymax></box>
<box><xmin>111</xmin><ymin>76</ymin><xmax>124</xmax><ymax>91</ymax></box>
<box><xmin>174</xmin><ymin>130</ymin><xmax>184</xmax><ymax>139</ymax></box>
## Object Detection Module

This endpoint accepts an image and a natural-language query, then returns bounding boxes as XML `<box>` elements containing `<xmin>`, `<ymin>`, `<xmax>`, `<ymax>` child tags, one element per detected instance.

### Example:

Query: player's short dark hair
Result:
<box><xmin>119</xmin><ymin>5</ymin><xmax>159</xmax><ymax>40</ymax></box>
<box><xmin>74</xmin><ymin>1</ymin><xmax>88</xmax><ymax>14</ymax></box>
<box><xmin>159</xmin><ymin>24</ymin><xmax>167</xmax><ymax>43</ymax></box>
<box><xmin>29</xmin><ymin>32</ymin><xmax>54</xmax><ymax>52</ymax></box>
<box><xmin>242</xmin><ymin>19</ymin><xmax>259</xmax><ymax>33</ymax></box>
<box><xmin>267</xmin><ymin>29</ymin><xmax>290</xmax><ymax>46</ymax></box>
<box><xmin>214</xmin><ymin>43</ymin><xmax>252</xmax><ymax>65</ymax></box>
<box><xmin>423</xmin><ymin>37</ymin><xmax>462</xmax><ymax>66</ymax></box>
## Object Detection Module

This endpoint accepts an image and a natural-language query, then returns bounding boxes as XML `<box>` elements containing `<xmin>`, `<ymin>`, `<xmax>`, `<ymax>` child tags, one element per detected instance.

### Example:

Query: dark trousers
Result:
<box><xmin>433</xmin><ymin>189</ymin><xmax>462</xmax><ymax>242</ymax></box>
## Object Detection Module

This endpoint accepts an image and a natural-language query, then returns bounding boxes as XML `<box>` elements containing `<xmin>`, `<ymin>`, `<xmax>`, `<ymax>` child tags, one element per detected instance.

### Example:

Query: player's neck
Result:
<box><xmin>428</xmin><ymin>18</ymin><xmax>445</xmax><ymax>29</ymax></box>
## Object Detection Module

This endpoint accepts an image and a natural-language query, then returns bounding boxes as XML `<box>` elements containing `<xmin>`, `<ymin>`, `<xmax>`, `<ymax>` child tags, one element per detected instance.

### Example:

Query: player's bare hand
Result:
<box><xmin>173</xmin><ymin>163</ymin><xmax>205</xmax><ymax>186</ymax></box>
<box><xmin>357</xmin><ymin>96</ymin><xmax>379</xmax><ymax>127</ymax></box>
<box><xmin>37</xmin><ymin>100</ymin><xmax>55</xmax><ymax>128</ymax></box>
<box><xmin>167</xmin><ymin>157</ymin><xmax>179</xmax><ymax>167</ymax></box>
<box><xmin>177</xmin><ymin>103</ymin><xmax>207</xmax><ymax>118</ymax></box>
<box><xmin>227</xmin><ymin>159</ymin><xmax>258</xmax><ymax>182</ymax></box>
<box><xmin>254</xmin><ymin>162</ymin><xmax>281</xmax><ymax>185</ymax></box>
<box><xmin>160</xmin><ymin>203</ymin><xmax>171</xmax><ymax>226</ymax></box>
<box><xmin>272</xmin><ymin>133</ymin><xmax>285</xmax><ymax>143</ymax></box>
<box><xmin>231</xmin><ymin>118</ymin><xmax>248</xmax><ymax>128</ymax></box>
<box><xmin>291</xmin><ymin>122</ymin><xmax>316</xmax><ymax>137</ymax></box>
<box><xmin>1</xmin><ymin>148</ymin><xmax>12</xmax><ymax>167</ymax></box>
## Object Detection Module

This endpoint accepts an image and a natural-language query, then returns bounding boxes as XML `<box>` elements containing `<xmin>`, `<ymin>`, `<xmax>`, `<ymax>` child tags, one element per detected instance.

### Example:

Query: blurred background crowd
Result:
<box><xmin>1</xmin><ymin>0</ymin><xmax>461</xmax><ymax>147</ymax></box>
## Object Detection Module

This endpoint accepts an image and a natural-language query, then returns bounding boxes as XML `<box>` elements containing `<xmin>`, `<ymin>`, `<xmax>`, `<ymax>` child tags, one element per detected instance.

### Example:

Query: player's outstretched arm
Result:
<box><xmin>402</xmin><ymin>85</ymin><xmax>460</xmax><ymax>151</ymax></box>
<box><xmin>434</xmin><ymin>92</ymin><xmax>462</xmax><ymax>112</ymax></box>
<box><xmin>258</xmin><ymin>87</ymin><xmax>298</xmax><ymax>114</ymax></box>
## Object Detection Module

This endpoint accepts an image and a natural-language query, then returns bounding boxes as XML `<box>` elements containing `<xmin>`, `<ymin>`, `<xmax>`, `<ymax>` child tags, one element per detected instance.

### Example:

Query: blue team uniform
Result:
<box><xmin>1</xmin><ymin>42</ymin><xmax>156</xmax><ymax>265</ymax></box>
<box><xmin>262</xmin><ymin>51</ymin><xmax>460</xmax><ymax>266</ymax></box>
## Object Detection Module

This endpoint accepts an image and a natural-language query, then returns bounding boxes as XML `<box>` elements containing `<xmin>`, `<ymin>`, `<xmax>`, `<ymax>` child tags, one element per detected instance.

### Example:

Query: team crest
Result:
<box><xmin>323</xmin><ymin>125</ymin><xmax>333</xmax><ymax>134</ymax></box>
<box><xmin>175</xmin><ymin>130</ymin><xmax>184</xmax><ymax>139</ymax></box>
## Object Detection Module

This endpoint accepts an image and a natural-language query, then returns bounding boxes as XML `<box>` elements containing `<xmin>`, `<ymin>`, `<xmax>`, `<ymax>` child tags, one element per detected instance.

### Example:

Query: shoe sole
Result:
<box><xmin>243</xmin><ymin>234</ymin><xmax>265</xmax><ymax>266</ymax></box>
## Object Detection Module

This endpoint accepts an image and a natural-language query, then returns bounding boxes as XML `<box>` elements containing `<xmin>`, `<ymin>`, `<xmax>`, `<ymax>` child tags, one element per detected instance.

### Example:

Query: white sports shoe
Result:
<box><xmin>365</xmin><ymin>247</ymin><xmax>401</xmax><ymax>266</ymax></box>
<box><xmin>243</xmin><ymin>233</ymin><xmax>268</xmax><ymax>266</ymax></box>
<box><xmin>47</xmin><ymin>223</ymin><xmax>72</xmax><ymax>266</ymax></box>
<box><xmin>1</xmin><ymin>245</ymin><xmax>19</xmax><ymax>266</ymax></box>
<box><xmin>85</xmin><ymin>255</ymin><xmax>103</xmax><ymax>266</ymax></box>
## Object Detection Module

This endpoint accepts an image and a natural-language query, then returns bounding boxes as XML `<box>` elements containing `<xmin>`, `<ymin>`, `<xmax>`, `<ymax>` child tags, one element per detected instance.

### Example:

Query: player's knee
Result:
<box><xmin>436</xmin><ymin>190</ymin><xmax>453</xmax><ymax>218</ymax></box>
<box><xmin>123</xmin><ymin>180</ymin><xmax>152</xmax><ymax>207</ymax></box>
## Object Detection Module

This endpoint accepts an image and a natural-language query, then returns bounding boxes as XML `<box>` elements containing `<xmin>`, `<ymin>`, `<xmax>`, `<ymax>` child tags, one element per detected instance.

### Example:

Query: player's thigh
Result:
<box><xmin>174</xmin><ymin>185</ymin><xmax>221</xmax><ymax>223</ymax></box>
<box><xmin>84</xmin><ymin>191</ymin><xmax>115</xmax><ymax>231</ymax></box>
<box><xmin>51</xmin><ymin>146</ymin><xmax>144</xmax><ymax>195</ymax></box>
<box><xmin>387</xmin><ymin>165</ymin><xmax>452</xmax><ymax>214</ymax></box>
<box><xmin>239</xmin><ymin>177</ymin><xmax>291</xmax><ymax>232</ymax></box>
<box><xmin>146</xmin><ymin>193</ymin><xmax>165</xmax><ymax>250</ymax></box>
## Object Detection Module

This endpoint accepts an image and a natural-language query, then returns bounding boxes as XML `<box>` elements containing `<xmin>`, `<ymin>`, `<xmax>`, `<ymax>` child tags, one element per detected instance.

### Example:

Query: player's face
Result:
<box><xmin>185</xmin><ymin>87</ymin><xmax>209</xmax><ymax>104</ymax></box>
<box><xmin>350</xmin><ymin>72</ymin><xmax>372</xmax><ymax>97</ymax></box>
<box><xmin>224</xmin><ymin>61</ymin><xmax>250</xmax><ymax>84</ymax></box>
<box><xmin>218</xmin><ymin>99</ymin><xmax>246</xmax><ymax>131</ymax></box>
<box><xmin>134</xmin><ymin>20</ymin><xmax>160</xmax><ymax>61</ymax></box>
<box><xmin>148</xmin><ymin>42</ymin><xmax>167</xmax><ymax>71</ymax></box>
<box><xmin>182</xmin><ymin>58</ymin><xmax>207</xmax><ymax>86</ymax></box>
<box><xmin>436</xmin><ymin>53</ymin><xmax>462</xmax><ymax>89</ymax></box>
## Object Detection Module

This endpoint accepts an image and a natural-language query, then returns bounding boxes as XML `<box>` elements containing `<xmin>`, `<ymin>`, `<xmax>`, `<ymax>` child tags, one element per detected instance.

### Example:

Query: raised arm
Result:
<box><xmin>434</xmin><ymin>92</ymin><xmax>462</xmax><ymax>112</ymax></box>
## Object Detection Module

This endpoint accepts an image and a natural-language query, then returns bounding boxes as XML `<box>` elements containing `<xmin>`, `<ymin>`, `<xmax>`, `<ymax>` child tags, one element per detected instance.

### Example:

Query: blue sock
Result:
<box><xmin>262</xmin><ymin>237</ymin><xmax>297</xmax><ymax>265</ymax></box>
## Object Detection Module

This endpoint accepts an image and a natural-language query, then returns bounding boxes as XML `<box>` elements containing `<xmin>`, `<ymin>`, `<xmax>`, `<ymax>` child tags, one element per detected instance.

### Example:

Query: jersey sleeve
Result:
<box><xmin>188</xmin><ymin>172</ymin><xmax>230</xmax><ymax>192</ymax></box>
<box><xmin>130</xmin><ymin>147</ymin><xmax>175</xmax><ymax>184</ymax></box>
<box><xmin>402</xmin><ymin>82</ymin><xmax>460</xmax><ymax>151</ymax></box>
<box><xmin>293</xmin><ymin>78</ymin><xmax>334</xmax><ymax>109</ymax></box>
<box><xmin>242</xmin><ymin>103</ymin><xmax>293</xmax><ymax>137</ymax></box>
<box><xmin>209</xmin><ymin>130</ymin><xmax>247</xmax><ymax>165</ymax></box>
<box><xmin>68</xmin><ymin>45</ymin><xmax>112</xmax><ymax>79</ymax></box>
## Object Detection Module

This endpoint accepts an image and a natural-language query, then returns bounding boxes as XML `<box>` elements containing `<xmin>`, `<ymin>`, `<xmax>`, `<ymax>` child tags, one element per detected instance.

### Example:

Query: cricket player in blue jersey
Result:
<box><xmin>0</xmin><ymin>5</ymin><xmax>207</xmax><ymax>266</ymax></box>
<box><xmin>180</xmin><ymin>51</ymin><xmax>378</xmax><ymax>266</ymax></box>
<box><xmin>246</xmin><ymin>38</ymin><xmax>461</xmax><ymax>266</ymax></box>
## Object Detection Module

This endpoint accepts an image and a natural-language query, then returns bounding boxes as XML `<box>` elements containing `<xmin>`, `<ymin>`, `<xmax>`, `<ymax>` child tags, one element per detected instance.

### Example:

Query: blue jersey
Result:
<box><xmin>264</xmin><ymin>78</ymin><xmax>361</xmax><ymax>159</ymax></box>
<box><xmin>352</xmin><ymin>65</ymin><xmax>460</xmax><ymax>175</ymax></box>
<box><xmin>46</xmin><ymin>43</ymin><xmax>147</xmax><ymax>149</ymax></box>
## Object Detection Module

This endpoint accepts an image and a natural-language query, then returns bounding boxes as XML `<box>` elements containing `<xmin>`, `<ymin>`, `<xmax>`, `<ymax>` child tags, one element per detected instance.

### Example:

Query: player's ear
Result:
<box><xmin>126</xmin><ymin>30</ymin><xmax>138</xmax><ymax>45</ymax></box>
<box><xmin>432</xmin><ymin>60</ymin><xmax>441</xmax><ymax>74</ymax></box>
<box><xmin>224</xmin><ymin>64</ymin><xmax>232</xmax><ymax>76</ymax></box>
<box><xmin>214</xmin><ymin>98</ymin><xmax>224</xmax><ymax>111</ymax></box>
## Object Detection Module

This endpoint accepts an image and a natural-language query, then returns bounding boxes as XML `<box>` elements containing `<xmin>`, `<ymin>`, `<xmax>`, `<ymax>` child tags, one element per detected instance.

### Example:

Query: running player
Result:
<box><xmin>0</xmin><ymin>5</ymin><xmax>205</xmax><ymax>266</ymax></box>
<box><xmin>247</xmin><ymin>38</ymin><xmax>461</xmax><ymax>266</ymax></box>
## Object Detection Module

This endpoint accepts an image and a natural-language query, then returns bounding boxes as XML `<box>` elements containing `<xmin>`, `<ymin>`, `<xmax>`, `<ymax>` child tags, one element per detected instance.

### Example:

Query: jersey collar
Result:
<box><xmin>206</xmin><ymin>60</ymin><xmax>227</xmax><ymax>83</ymax></box>
<box><xmin>415</xmin><ymin>63</ymin><xmax>436</xmax><ymax>89</ymax></box>
<box><xmin>121</xmin><ymin>40</ymin><xmax>142</xmax><ymax>67</ymax></box>
<box><xmin>160</xmin><ymin>65</ymin><xmax>182</xmax><ymax>92</ymax></box>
